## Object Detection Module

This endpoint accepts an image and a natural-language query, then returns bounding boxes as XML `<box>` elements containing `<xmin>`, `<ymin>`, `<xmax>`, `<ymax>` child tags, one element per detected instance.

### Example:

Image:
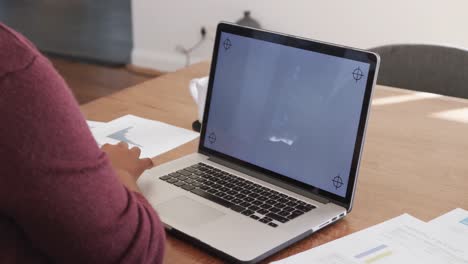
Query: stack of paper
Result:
<box><xmin>273</xmin><ymin>208</ymin><xmax>468</xmax><ymax>264</ymax></box>
<box><xmin>86</xmin><ymin>115</ymin><xmax>199</xmax><ymax>158</ymax></box>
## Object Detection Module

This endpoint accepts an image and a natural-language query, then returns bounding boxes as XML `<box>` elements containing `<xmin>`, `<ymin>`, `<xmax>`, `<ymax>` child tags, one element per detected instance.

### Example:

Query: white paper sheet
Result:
<box><xmin>429</xmin><ymin>208</ymin><xmax>468</xmax><ymax>229</ymax></box>
<box><xmin>272</xmin><ymin>214</ymin><xmax>468</xmax><ymax>264</ymax></box>
<box><xmin>86</xmin><ymin>120</ymin><xmax>106</xmax><ymax>129</ymax></box>
<box><xmin>427</xmin><ymin>208</ymin><xmax>468</xmax><ymax>260</ymax></box>
<box><xmin>90</xmin><ymin>115</ymin><xmax>199</xmax><ymax>158</ymax></box>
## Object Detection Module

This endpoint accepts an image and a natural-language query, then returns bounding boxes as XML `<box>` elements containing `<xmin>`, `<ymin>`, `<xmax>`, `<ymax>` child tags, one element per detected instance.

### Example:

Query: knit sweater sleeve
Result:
<box><xmin>0</xmin><ymin>32</ymin><xmax>165</xmax><ymax>263</ymax></box>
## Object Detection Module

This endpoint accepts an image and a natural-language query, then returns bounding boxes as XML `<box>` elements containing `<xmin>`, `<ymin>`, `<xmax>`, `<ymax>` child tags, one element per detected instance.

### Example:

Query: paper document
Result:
<box><xmin>272</xmin><ymin>214</ymin><xmax>468</xmax><ymax>264</ymax></box>
<box><xmin>429</xmin><ymin>208</ymin><xmax>468</xmax><ymax>232</ymax></box>
<box><xmin>90</xmin><ymin>115</ymin><xmax>199</xmax><ymax>158</ymax></box>
<box><xmin>87</xmin><ymin>120</ymin><xmax>106</xmax><ymax>129</ymax></box>
<box><xmin>427</xmin><ymin>208</ymin><xmax>468</xmax><ymax>260</ymax></box>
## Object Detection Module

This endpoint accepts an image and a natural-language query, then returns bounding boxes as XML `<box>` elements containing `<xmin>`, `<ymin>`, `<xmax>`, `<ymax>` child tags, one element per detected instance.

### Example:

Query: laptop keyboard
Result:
<box><xmin>159</xmin><ymin>163</ymin><xmax>316</xmax><ymax>227</ymax></box>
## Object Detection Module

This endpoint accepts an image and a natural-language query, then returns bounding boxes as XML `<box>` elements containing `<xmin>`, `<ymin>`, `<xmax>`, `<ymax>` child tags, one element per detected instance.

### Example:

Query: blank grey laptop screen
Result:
<box><xmin>203</xmin><ymin>32</ymin><xmax>370</xmax><ymax>197</ymax></box>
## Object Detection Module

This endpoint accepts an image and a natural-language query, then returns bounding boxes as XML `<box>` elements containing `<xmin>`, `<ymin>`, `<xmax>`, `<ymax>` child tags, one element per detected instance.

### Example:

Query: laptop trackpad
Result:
<box><xmin>156</xmin><ymin>196</ymin><xmax>225</xmax><ymax>228</ymax></box>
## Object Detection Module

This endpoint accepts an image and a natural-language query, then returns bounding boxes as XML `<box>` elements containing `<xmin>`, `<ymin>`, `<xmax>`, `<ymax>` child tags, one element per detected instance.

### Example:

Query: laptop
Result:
<box><xmin>138</xmin><ymin>22</ymin><xmax>380</xmax><ymax>263</ymax></box>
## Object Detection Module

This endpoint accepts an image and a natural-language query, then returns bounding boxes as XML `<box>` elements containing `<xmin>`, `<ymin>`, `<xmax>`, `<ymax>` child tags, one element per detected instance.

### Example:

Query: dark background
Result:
<box><xmin>0</xmin><ymin>0</ymin><xmax>133</xmax><ymax>65</ymax></box>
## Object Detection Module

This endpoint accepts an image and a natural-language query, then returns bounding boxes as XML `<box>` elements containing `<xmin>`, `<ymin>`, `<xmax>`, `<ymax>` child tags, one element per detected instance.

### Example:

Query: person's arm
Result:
<box><xmin>0</xmin><ymin>53</ymin><xmax>165</xmax><ymax>263</ymax></box>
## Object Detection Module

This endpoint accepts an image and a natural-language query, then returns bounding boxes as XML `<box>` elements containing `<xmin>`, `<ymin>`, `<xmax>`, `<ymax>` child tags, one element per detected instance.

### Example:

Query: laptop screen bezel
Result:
<box><xmin>198</xmin><ymin>22</ymin><xmax>378</xmax><ymax>209</ymax></box>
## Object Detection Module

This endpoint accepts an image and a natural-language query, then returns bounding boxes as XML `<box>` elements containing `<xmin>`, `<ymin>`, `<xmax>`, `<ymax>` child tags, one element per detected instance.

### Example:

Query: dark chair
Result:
<box><xmin>369</xmin><ymin>44</ymin><xmax>468</xmax><ymax>99</ymax></box>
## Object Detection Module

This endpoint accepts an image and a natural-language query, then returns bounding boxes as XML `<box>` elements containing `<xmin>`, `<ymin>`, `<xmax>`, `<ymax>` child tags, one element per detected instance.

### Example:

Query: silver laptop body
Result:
<box><xmin>138</xmin><ymin>22</ymin><xmax>380</xmax><ymax>263</ymax></box>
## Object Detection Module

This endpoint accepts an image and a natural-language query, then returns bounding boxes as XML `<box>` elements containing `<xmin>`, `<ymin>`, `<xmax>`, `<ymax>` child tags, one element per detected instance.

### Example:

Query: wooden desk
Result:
<box><xmin>81</xmin><ymin>62</ymin><xmax>468</xmax><ymax>263</ymax></box>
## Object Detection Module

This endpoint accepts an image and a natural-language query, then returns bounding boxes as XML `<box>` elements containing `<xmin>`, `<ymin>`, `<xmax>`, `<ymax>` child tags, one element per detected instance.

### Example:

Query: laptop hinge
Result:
<box><xmin>208</xmin><ymin>156</ymin><xmax>330</xmax><ymax>204</ymax></box>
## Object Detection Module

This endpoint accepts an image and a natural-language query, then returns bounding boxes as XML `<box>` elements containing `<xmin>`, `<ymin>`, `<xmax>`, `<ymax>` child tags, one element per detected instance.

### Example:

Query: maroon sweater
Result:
<box><xmin>0</xmin><ymin>24</ymin><xmax>165</xmax><ymax>263</ymax></box>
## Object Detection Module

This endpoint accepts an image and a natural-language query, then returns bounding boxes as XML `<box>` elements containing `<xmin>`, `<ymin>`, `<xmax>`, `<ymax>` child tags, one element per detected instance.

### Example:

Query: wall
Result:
<box><xmin>131</xmin><ymin>0</ymin><xmax>468</xmax><ymax>71</ymax></box>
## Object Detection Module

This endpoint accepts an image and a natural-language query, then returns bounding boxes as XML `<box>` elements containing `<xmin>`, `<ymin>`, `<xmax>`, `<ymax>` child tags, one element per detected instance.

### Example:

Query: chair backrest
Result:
<box><xmin>369</xmin><ymin>44</ymin><xmax>468</xmax><ymax>99</ymax></box>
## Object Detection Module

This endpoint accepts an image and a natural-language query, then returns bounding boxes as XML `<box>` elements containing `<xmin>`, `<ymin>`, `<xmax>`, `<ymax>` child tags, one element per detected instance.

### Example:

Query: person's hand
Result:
<box><xmin>102</xmin><ymin>142</ymin><xmax>153</xmax><ymax>192</ymax></box>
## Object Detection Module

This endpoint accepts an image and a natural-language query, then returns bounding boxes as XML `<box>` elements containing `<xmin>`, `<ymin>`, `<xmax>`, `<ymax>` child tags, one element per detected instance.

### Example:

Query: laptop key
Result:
<box><xmin>177</xmin><ymin>176</ymin><xmax>188</xmax><ymax>181</ymax></box>
<box><xmin>205</xmin><ymin>176</ymin><xmax>214</xmax><ymax>181</ymax></box>
<box><xmin>244</xmin><ymin>197</ymin><xmax>255</xmax><ymax>202</ymax></box>
<box><xmin>235</xmin><ymin>193</ymin><xmax>246</xmax><ymax>199</ymax></box>
<box><xmin>185</xmin><ymin>167</ymin><xmax>197</xmax><ymax>173</ymax></box>
<box><xmin>178</xmin><ymin>170</ymin><xmax>192</xmax><ymax>176</ymax></box>
<box><xmin>174</xmin><ymin>181</ymin><xmax>185</xmax><ymax>187</ymax></box>
<box><xmin>182</xmin><ymin>185</ymin><xmax>195</xmax><ymax>191</ymax></box>
<box><xmin>260</xmin><ymin>204</ymin><xmax>272</xmax><ymax>209</ymax></box>
<box><xmin>167</xmin><ymin>178</ymin><xmax>178</xmax><ymax>184</ymax></box>
<box><xmin>207</xmin><ymin>188</ymin><xmax>218</xmax><ymax>194</ymax></box>
<box><xmin>287</xmin><ymin>211</ymin><xmax>304</xmax><ymax>220</ymax></box>
<box><xmin>200</xmin><ymin>185</ymin><xmax>210</xmax><ymax>190</ymax></box>
<box><xmin>241</xmin><ymin>210</ymin><xmax>254</xmax><ymax>216</ymax></box>
<box><xmin>257</xmin><ymin>209</ymin><xmax>269</xmax><ymax>215</ymax></box>
<box><xmin>232</xmin><ymin>198</ymin><xmax>243</xmax><ymax>204</ymax></box>
<box><xmin>224</xmin><ymin>195</ymin><xmax>234</xmax><ymax>201</ymax></box>
<box><xmin>275</xmin><ymin>203</ymin><xmax>286</xmax><ymax>208</ymax></box>
<box><xmin>266</xmin><ymin>213</ymin><xmax>289</xmax><ymax>223</ymax></box>
<box><xmin>252</xmin><ymin>200</ymin><xmax>263</xmax><ymax>206</ymax></box>
<box><xmin>231</xmin><ymin>205</ymin><xmax>245</xmax><ymax>212</ymax></box>
<box><xmin>241</xmin><ymin>189</ymin><xmax>252</xmax><ymax>195</ymax></box>
<box><xmin>191</xmin><ymin>188</ymin><xmax>235</xmax><ymax>209</ymax></box>
<box><xmin>217</xmin><ymin>180</ymin><xmax>227</xmax><ymax>186</ymax></box>
<box><xmin>278</xmin><ymin>211</ymin><xmax>290</xmax><ymax>217</ymax></box>
<box><xmin>283</xmin><ymin>206</ymin><xmax>294</xmax><ymax>212</ymax></box>
<box><xmin>217</xmin><ymin>192</ymin><xmax>227</xmax><ymax>198</ymax></box>
<box><xmin>249</xmin><ymin>205</ymin><xmax>260</xmax><ymax>211</ymax></box>
<box><xmin>269</xmin><ymin>207</ymin><xmax>281</xmax><ymax>213</ymax></box>
<box><xmin>205</xmin><ymin>181</ymin><xmax>215</xmax><ymax>186</ymax></box>
<box><xmin>159</xmin><ymin>175</ymin><xmax>171</xmax><ymax>180</ymax></box>
<box><xmin>244</xmin><ymin>185</ymin><xmax>255</xmax><ymax>190</ymax></box>
<box><xmin>249</xmin><ymin>193</ymin><xmax>260</xmax><ymax>198</ymax></box>
<box><xmin>268</xmin><ymin>222</ymin><xmax>278</xmax><ymax>228</ymax></box>
<box><xmin>296</xmin><ymin>204</ymin><xmax>315</xmax><ymax>212</ymax></box>
<box><xmin>251</xmin><ymin>188</ymin><xmax>262</xmax><ymax>193</ymax></box>
<box><xmin>259</xmin><ymin>218</ymin><xmax>271</xmax><ymax>223</ymax></box>
<box><xmin>250</xmin><ymin>215</ymin><xmax>260</xmax><ymax>220</ymax></box>
<box><xmin>239</xmin><ymin>202</ymin><xmax>251</xmax><ymax>207</ymax></box>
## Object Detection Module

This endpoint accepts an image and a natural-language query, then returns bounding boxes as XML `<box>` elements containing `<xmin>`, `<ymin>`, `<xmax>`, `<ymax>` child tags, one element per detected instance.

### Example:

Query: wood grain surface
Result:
<box><xmin>81</xmin><ymin>62</ymin><xmax>468</xmax><ymax>263</ymax></box>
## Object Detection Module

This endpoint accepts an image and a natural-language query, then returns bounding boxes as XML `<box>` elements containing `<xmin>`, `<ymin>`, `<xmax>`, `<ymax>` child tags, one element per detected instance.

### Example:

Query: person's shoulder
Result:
<box><xmin>0</xmin><ymin>23</ymin><xmax>38</xmax><ymax>77</ymax></box>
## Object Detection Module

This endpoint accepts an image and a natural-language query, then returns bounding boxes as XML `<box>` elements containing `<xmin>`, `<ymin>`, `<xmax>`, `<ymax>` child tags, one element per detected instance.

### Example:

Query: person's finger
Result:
<box><xmin>117</xmin><ymin>141</ymin><xmax>129</xmax><ymax>149</ymax></box>
<box><xmin>101</xmin><ymin>143</ymin><xmax>110</xmax><ymax>148</ymax></box>
<box><xmin>130</xmin><ymin>147</ymin><xmax>141</xmax><ymax>157</ymax></box>
<box><xmin>141</xmin><ymin>158</ymin><xmax>154</xmax><ymax>170</ymax></box>
<box><xmin>101</xmin><ymin>143</ymin><xmax>113</xmax><ymax>151</ymax></box>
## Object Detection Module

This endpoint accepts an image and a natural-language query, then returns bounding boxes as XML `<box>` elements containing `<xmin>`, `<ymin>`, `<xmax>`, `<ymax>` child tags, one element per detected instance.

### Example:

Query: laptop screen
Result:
<box><xmin>202</xmin><ymin>30</ymin><xmax>372</xmax><ymax>198</ymax></box>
